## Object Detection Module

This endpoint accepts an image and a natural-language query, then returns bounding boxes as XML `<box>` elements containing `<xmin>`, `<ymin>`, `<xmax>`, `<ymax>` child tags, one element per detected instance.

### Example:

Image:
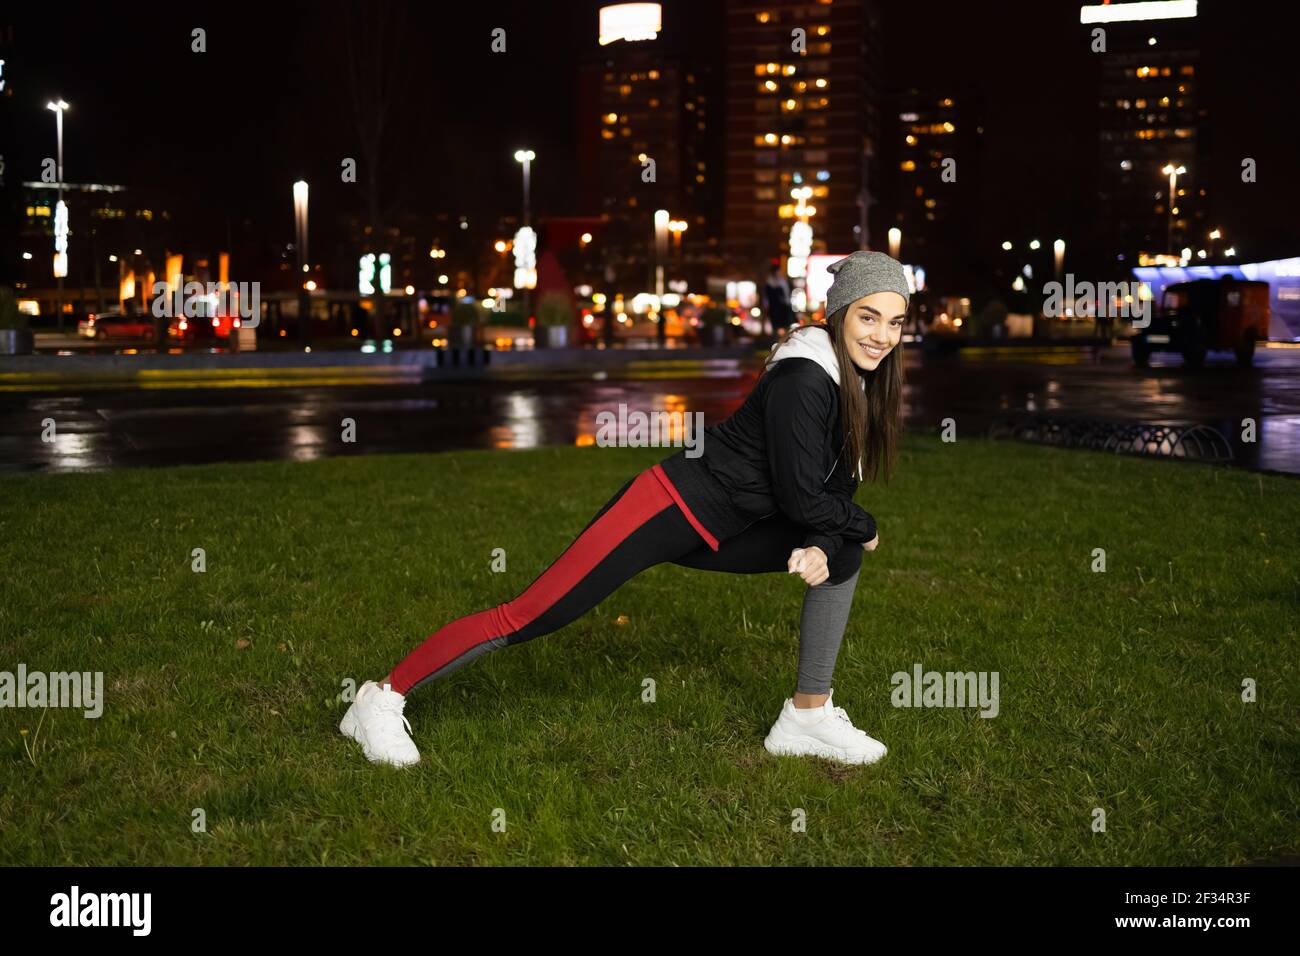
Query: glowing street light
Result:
<box><xmin>888</xmin><ymin>227</ymin><xmax>902</xmax><ymax>260</ymax></box>
<box><xmin>514</xmin><ymin>149</ymin><xmax>536</xmax><ymax>315</ymax></box>
<box><xmin>47</xmin><ymin>99</ymin><xmax>69</xmax><ymax>329</ymax></box>
<box><xmin>1162</xmin><ymin>163</ymin><xmax>1186</xmax><ymax>253</ymax></box>
<box><xmin>293</xmin><ymin>180</ymin><xmax>310</xmax><ymax>346</ymax></box>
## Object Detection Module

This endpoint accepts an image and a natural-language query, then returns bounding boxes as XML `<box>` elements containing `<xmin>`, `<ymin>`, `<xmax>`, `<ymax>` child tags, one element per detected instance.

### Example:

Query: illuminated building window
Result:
<box><xmin>924</xmin><ymin>198</ymin><xmax>937</xmax><ymax>208</ymax></box>
<box><xmin>756</xmin><ymin>11</ymin><xmax>771</xmax><ymax>22</ymax></box>
<box><xmin>648</xmin><ymin>70</ymin><xmax>659</xmax><ymax>79</ymax></box>
<box><xmin>601</xmin><ymin>130</ymin><xmax>614</xmax><ymax>140</ymax></box>
<box><xmin>816</xmin><ymin>25</ymin><xmax>829</xmax><ymax>36</ymax></box>
<box><xmin>604</xmin><ymin>112</ymin><xmax>618</xmax><ymax>123</ymax></box>
<box><xmin>899</xmin><ymin>160</ymin><xmax>916</xmax><ymax>171</ymax></box>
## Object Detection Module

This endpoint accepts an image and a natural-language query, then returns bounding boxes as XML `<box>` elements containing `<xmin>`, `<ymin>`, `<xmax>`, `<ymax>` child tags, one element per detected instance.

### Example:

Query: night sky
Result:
<box><xmin>5</xmin><ymin>0</ymin><xmax>1297</xmax><ymax>277</ymax></box>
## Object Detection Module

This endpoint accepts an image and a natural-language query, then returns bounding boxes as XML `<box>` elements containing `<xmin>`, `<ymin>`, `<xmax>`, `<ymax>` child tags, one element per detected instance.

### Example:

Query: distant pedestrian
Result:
<box><xmin>765</xmin><ymin>264</ymin><xmax>795</xmax><ymax>340</ymax></box>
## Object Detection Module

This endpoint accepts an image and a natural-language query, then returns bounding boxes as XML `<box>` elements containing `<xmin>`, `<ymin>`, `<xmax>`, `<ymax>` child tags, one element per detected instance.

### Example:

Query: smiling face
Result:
<box><xmin>841</xmin><ymin>291</ymin><xmax>907</xmax><ymax>370</ymax></box>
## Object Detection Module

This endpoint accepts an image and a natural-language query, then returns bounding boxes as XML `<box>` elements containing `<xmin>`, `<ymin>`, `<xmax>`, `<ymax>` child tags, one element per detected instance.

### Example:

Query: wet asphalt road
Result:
<box><xmin>2</xmin><ymin>345</ymin><xmax>1299</xmax><ymax>476</ymax></box>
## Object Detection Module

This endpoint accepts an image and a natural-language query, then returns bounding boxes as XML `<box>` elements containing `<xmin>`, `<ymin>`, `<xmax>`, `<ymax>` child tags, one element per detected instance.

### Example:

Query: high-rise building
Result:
<box><xmin>575</xmin><ymin>2</ymin><xmax>724</xmax><ymax>294</ymax></box>
<box><xmin>1083</xmin><ymin>0</ymin><xmax>1207</xmax><ymax>265</ymax></box>
<box><xmin>880</xmin><ymin>88</ymin><xmax>982</xmax><ymax>293</ymax></box>
<box><xmin>722</xmin><ymin>0</ymin><xmax>883</xmax><ymax>279</ymax></box>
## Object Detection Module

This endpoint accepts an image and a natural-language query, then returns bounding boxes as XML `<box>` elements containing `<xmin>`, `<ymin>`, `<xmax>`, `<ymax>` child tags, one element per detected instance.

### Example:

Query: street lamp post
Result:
<box><xmin>514</xmin><ymin>149</ymin><xmax>535</xmax><ymax>321</ymax></box>
<box><xmin>47</xmin><ymin>99</ymin><xmax>69</xmax><ymax>332</ymax></box>
<box><xmin>653</xmin><ymin>209</ymin><xmax>669</xmax><ymax>345</ymax></box>
<box><xmin>293</xmin><ymin>180</ymin><xmax>309</xmax><ymax>347</ymax></box>
<box><xmin>1161</xmin><ymin>163</ymin><xmax>1186</xmax><ymax>256</ymax></box>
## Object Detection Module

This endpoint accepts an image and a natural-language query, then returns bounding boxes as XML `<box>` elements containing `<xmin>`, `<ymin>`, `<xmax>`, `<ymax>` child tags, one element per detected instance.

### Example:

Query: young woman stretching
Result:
<box><xmin>340</xmin><ymin>251</ymin><xmax>909</xmax><ymax>767</ymax></box>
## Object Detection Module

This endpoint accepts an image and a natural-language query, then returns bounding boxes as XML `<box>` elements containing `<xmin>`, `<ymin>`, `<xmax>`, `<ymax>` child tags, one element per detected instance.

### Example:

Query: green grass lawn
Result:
<box><xmin>1</xmin><ymin>436</ymin><xmax>1297</xmax><ymax>865</ymax></box>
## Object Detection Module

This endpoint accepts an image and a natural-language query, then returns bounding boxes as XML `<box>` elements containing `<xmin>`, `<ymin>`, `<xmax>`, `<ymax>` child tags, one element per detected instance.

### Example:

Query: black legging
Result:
<box><xmin>388</xmin><ymin>464</ymin><xmax>864</xmax><ymax>696</ymax></box>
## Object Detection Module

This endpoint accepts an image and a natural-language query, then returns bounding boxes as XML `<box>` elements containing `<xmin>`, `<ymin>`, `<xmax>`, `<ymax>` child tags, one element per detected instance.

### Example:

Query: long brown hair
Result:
<box><xmin>824</xmin><ymin>304</ymin><xmax>904</xmax><ymax>484</ymax></box>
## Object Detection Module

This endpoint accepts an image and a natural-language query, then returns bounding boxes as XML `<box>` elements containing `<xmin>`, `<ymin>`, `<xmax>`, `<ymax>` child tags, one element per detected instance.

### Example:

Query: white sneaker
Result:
<box><xmin>764</xmin><ymin>689</ymin><xmax>887</xmax><ymax>766</ymax></box>
<box><xmin>339</xmin><ymin>680</ymin><xmax>420</xmax><ymax>767</ymax></box>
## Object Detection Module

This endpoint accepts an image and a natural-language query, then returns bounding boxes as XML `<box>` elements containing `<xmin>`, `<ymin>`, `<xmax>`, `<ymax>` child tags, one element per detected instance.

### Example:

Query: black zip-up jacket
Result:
<box><xmin>657</xmin><ymin>356</ymin><xmax>877</xmax><ymax>564</ymax></box>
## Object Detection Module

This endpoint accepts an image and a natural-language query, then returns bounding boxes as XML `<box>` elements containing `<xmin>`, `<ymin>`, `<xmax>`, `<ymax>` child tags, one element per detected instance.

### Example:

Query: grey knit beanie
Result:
<box><xmin>825</xmin><ymin>251</ymin><xmax>910</xmax><ymax>319</ymax></box>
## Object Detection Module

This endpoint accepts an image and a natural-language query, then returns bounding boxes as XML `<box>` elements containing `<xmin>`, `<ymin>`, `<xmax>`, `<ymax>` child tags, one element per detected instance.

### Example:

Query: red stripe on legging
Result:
<box><xmin>650</xmin><ymin>462</ymin><xmax>719</xmax><ymax>552</ymax></box>
<box><xmin>388</xmin><ymin>468</ymin><xmax>674</xmax><ymax>695</ymax></box>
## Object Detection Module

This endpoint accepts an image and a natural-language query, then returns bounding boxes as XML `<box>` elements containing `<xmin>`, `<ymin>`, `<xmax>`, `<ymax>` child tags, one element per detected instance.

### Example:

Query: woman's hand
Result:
<box><xmin>862</xmin><ymin>533</ymin><xmax>879</xmax><ymax>552</ymax></box>
<box><xmin>787</xmin><ymin>546</ymin><xmax>830</xmax><ymax>586</ymax></box>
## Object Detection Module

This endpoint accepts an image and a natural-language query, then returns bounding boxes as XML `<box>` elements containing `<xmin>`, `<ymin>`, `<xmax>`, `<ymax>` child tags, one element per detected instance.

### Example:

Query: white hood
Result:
<box><xmin>765</xmin><ymin>324</ymin><xmax>863</xmax><ymax>392</ymax></box>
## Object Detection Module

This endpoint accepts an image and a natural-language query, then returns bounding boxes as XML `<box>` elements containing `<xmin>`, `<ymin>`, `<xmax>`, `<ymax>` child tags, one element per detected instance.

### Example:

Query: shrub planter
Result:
<box><xmin>543</xmin><ymin>325</ymin><xmax>569</xmax><ymax>349</ymax></box>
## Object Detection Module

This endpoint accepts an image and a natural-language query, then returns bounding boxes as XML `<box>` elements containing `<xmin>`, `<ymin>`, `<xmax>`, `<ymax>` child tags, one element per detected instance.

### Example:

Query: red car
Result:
<box><xmin>78</xmin><ymin>311</ymin><xmax>155</xmax><ymax>341</ymax></box>
<box><xmin>168</xmin><ymin>312</ymin><xmax>240</xmax><ymax>344</ymax></box>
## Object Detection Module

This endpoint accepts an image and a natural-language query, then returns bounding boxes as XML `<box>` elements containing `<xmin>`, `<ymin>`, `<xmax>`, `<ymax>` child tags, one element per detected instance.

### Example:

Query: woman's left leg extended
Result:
<box><xmin>385</xmin><ymin>468</ymin><xmax>708</xmax><ymax>697</ymax></box>
<box><xmin>671</xmin><ymin>514</ymin><xmax>863</xmax><ymax>696</ymax></box>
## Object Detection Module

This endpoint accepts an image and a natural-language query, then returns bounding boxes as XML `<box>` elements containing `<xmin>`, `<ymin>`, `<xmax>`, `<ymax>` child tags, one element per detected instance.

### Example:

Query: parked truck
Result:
<box><xmin>1131</xmin><ymin>277</ymin><xmax>1270</xmax><ymax>368</ymax></box>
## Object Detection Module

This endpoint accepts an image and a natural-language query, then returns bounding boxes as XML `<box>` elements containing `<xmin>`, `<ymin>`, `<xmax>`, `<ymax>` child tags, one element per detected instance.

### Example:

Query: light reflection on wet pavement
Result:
<box><xmin>2</xmin><ymin>346</ymin><xmax>1298</xmax><ymax>476</ymax></box>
